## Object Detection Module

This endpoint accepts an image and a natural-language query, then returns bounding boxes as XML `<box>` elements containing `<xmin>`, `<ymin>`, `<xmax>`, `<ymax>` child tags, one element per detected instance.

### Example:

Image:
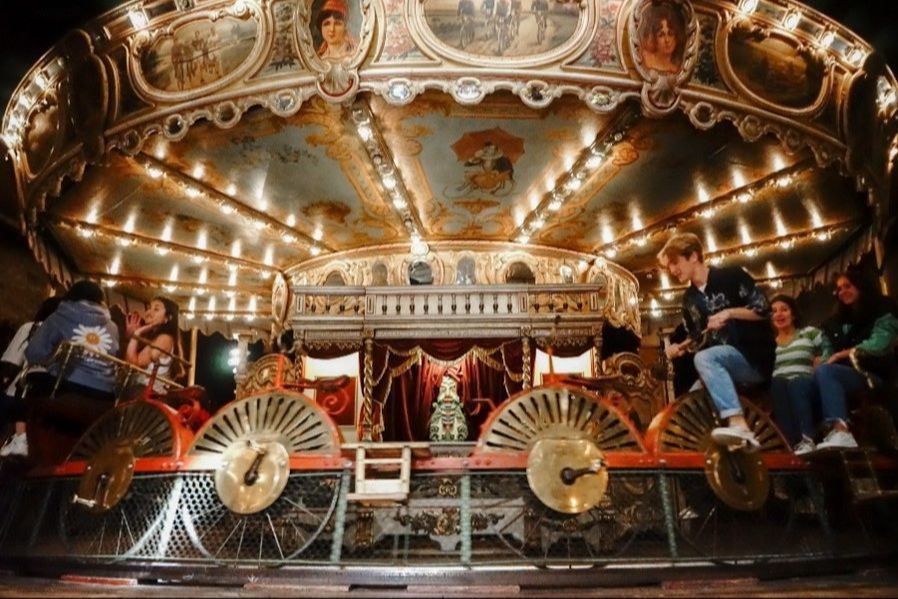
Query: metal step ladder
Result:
<box><xmin>343</xmin><ymin>442</ymin><xmax>431</xmax><ymax>503</ymax></box>
<box><xmin>838</xmin><ymin>448</ymin><xmax>898</xmax><ymax>503</ymax></box>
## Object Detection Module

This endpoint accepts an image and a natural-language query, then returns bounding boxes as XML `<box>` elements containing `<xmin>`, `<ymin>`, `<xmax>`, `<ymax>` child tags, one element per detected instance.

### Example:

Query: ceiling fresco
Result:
<box><xmin>148</xmin><ymin>100</ymin><xmax>406</xmax><ymax>251</ymax></box>
<box><xmin>1</xmin><ymin>0</ymin><xmax>893</xmax><ymax>333</ymax></box>
<box><xmin>374</xmin><ymin>92</ymin><xmax>616</xmax><ymax>242</ymax></box>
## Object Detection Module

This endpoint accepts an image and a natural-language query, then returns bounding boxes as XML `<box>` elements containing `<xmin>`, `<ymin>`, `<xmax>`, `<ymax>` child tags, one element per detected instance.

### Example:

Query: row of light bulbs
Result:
<box><xmin>597</xmin><ymin>162</ymin><xmax>811</xmax><ymax>258</ymax></box>
<box><xmin>182</xmin><ymin>294</ymin><xmax>262</xmax><ymax>322</ymax></box>
<box><xmin>138</xmin><ymin>156</ymin><xmax>324</xmax><ymax>256</ymax></box>
<box><xmin>636</xmin><ymin>220</ymin><xmax>850</xmax><ymax>281</ymax></box>
<box><xmin>351</xmin><ymin>105</ymin><xmax>428</xmax><ymax>255</ymax></box>
<box><xmin>514</xmin><ymin>114</ymin><xmax>639</xmax><ymax>245</ymax></box>
<box><xmin>646</xmin><ymin>274</ymin><xmax>807</xmax><ymax>318</ymax></box>
<box><xmin>737</xmin><ymin>0</ymin><xmax>868</xmax><ymax>66</ymax></box>
<box><xmin>54</xmin><ymin>215</ymin><xmax>280</xmax><ymax>279</ymax></box>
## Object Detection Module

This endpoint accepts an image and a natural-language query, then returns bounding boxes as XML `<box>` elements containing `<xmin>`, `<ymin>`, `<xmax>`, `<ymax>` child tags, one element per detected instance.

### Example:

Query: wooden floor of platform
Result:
<box><xmin>3</xmin><ymin>567</ymin><xmax>898</xmax><ymax>598</ymax></box>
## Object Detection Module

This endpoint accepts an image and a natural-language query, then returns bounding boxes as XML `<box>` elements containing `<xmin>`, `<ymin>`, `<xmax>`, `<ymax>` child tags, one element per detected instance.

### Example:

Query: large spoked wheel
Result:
<box><xmin>476</xmin><ymin>385</ymin><xmax>646</xmax><ymax>560</ymax></box>
<box><xmin>181</xmin><ymin>391</ymin><xmax>342</xmax><ymax>565</ymax></box>
<box><xmin>59</xmin><ymin>400</ymin><xmax>185</xmax><ymax>560</ymax></box>
<box><xmin>645</xmin><ymin>390</ymin><xmax>788</xmax><ymax>455</ymax></box>
<box><xmin>645</xmin><ymin>391</ymin><xmax>794</xmax><ymax>562</ymax></box>
<box><xmin>478</xmin><ymin>385</ymin><xmax>645</xmax><ymax>454</ymax></box>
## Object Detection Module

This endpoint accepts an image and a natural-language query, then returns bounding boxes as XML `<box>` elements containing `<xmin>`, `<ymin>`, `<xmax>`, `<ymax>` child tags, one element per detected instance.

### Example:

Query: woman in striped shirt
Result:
<box><xmin>770</xmin><ymin>295</ymin><xmax>823</xmax><ymax>455</ymax></box>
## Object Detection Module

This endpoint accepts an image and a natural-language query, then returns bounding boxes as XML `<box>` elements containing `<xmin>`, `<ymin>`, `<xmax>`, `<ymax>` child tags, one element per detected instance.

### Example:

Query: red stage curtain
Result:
<box><xmin>368</xmin><ymin>339</ymin><xmax>527</xmax><ymax>442</ymax></box>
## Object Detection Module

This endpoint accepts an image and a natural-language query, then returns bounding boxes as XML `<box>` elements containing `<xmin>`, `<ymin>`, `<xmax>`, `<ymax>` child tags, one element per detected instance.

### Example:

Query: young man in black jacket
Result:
<box><xmin>658</xmin><ymin>232</ymin><xmax>776</xmax><ymax>450</ymax></box>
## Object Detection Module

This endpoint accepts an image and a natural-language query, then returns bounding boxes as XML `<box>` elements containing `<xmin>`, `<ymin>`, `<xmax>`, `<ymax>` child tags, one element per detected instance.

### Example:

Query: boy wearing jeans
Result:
<box><xmin>658</xmin><ymin>233</ymin><xmax>776</xmax><ymax>449</ymax></box>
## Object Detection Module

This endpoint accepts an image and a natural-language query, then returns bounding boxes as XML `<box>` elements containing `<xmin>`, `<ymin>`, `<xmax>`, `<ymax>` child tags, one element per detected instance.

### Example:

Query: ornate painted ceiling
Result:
<box><xmin>1</xmin><ymin>0</ymin><xmax>896</xmax><ymax>335</ymax></box>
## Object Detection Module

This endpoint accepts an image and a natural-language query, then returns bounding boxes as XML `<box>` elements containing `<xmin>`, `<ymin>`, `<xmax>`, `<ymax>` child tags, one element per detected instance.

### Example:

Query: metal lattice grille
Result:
<box><xmin>179</xmin><ymin>472</ymin><xmax>340</xmax><ymax>565</ymax></box>
<box><xmin>671</xmin><ymin>472</ymin><xmax>833</xmax><ymax>562</ymax></box>
<box><xmin>0</xmin><ymin>469</ymin><xmax>878</xmax><ymax>567</ymax></box>
<box><xmin>59</xmin><ymin>475</ymin><xmax>177</xmax><ymax>560</ymax></box>
<box><xmin>469</xmin><ymin>471</ymin><xmax>669</xmax><ymax>565</ymax></box>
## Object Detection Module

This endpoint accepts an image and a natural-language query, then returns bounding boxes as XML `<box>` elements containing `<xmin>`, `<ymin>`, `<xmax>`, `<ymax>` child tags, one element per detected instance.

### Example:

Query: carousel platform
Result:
<box><xmin>2</xmin><ymin>561</ymin><xmax>898</xmax><ymax>597</ymax></box>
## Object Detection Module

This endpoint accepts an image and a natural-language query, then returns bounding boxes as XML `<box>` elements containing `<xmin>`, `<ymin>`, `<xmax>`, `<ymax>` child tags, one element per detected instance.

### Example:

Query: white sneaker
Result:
<box><xmin>0</xmin><ymin>432</ymin><xmax>28</xmax><ymax>457</ymax></box>
<box><xmin>816</xmin><ymin>429</ymin><xmax>858</xmax><ymax>451</ymax></box>
<box><xmin>793</xmin><ymin>436</ymin><xmax>816</xmax><ymax>456</ymax></box>
<box><xmin>711</xmin><ymin>426</ymin><xmax>761</xmax><ymax>452</ymax></box>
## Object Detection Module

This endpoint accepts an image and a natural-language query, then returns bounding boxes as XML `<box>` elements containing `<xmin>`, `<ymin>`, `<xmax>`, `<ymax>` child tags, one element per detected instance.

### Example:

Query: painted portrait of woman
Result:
<box><xmin>314</xmin><ymin>0</ymin><xmax>357</xmax><ymax>60</ymax></box>
<box><xmin>637</xmin><ymin>2</ymin><xmax>686</xmax><ymax>74</ymax></box>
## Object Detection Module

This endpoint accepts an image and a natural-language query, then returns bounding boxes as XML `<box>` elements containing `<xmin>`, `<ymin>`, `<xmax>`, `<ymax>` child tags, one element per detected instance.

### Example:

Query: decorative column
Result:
<box><xmin>232</xmin><ymin>330</ymin><xmax>254</xmax><ymax>387</ymax></box>
<box><xmin>188</xmin><ymin>326</ymin><xmax>199</xmax><ymax>386</ymax></box>
<box><xmin>293</xmin><ymin>336</ymin><xmax>305</xmax><ymax>381</ymax></box>
<box><xmin>660</xmin><ymin>331</ymin><xmax>676</xmax><ymax>406</ymax></box>
<box><xmin>521</xmin><ymin>335</ymin><xmax>532</xmax><ymax>390</ymax></box>
<box><xmin>361</xmin><ymin>336</ymin><xmax>375</xmax><ymax>442</ymax></box>
<box><xmin>592</xmin><ymin>325</ymin><xmax>604</xmax><ymax>376</ymax></box>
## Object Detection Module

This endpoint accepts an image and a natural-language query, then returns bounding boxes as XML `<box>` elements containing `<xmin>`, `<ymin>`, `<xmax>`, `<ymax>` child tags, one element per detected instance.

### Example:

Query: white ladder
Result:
<box><xmin>344</xmin><ymin>442</ymin><xmax>430</xmax><ymax>503</ymax></box>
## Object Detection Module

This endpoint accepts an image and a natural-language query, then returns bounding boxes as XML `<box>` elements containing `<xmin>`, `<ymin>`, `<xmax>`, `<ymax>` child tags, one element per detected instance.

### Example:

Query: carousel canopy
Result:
<box><xmin>1</xmin><ymin>0</ymin><xmax>896</xmax><ymax>336</ymax></box>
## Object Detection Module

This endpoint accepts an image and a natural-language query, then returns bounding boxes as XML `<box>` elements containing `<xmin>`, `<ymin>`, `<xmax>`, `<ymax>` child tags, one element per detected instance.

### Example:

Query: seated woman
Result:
<box><xmin>814</xmin><ymin>270</ymin><xmax>898</xmax><ymax>451</ymax></box>
<box><xmin>124</xmin><ymin>296</ymin><xmax>184</xmax><ymax>393</ymax></box>
<box><xmin>769</xmin><ymin>295</ymin><xmax>823</xmax><ymax>455</ymax></box>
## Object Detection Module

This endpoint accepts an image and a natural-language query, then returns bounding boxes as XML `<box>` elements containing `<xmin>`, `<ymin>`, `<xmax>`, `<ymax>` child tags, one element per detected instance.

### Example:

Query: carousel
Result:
<box><xmin>1</xmin><ymin>0</ymin><xmax>897</xmax><ymax>590</ymax></box>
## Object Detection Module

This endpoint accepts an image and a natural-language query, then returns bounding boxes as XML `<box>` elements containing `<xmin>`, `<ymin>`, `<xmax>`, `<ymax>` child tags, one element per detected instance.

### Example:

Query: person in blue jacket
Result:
<box><xmin>25</xmin><ymin>279</ymin><xmax>120</xmax><ymax>400</ymax></box>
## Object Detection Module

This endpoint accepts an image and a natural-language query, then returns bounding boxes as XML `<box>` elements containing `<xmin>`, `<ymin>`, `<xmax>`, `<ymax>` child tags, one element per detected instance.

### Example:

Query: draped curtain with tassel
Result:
<box><xmin>365</xmin><ymin>339</ymin><xmax>529</xmax><ymax>441</ymax></box>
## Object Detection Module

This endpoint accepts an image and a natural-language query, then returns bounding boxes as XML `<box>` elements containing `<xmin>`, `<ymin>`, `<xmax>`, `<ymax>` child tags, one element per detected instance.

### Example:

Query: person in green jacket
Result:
<box><xmin>813</xmin><ymin>270</ymin><xmax>898</xmax><ymax>451</ymax></box>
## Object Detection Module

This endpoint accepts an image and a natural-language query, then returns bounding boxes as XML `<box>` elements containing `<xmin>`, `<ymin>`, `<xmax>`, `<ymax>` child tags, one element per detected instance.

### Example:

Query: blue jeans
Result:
<box><xmin>693</xmin><ymin>345</ymin><xmax>766</xmax><ymax>420</ymax></box>
<box><xmin>770</xmin><ymin>375</ymin><xmax>817</xmax><ymax>444</ymax></box>
<box><xmin>813</xmin><ymin>363</ymin><xmax>867</xmax><ymax>425</ymax></box>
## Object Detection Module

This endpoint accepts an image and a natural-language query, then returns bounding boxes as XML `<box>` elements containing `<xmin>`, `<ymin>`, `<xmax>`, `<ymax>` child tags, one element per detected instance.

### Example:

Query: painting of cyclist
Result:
<box><xmin>490</xmin><ymin>0</ymin><xmax>514</xmax><ymax>53</ymax></box>
<box><xmin>531</xmin><ymin>0</ymin><xmax>549</xmax><ymax>44</ymax></box>
<box><xmin>457</xmin><ymin>0</ymin><xmax>476</xmax><ymax>48</ymax></box>
<box><xmin>510</xmin><ymin>0</ymin><xmax>522</xmax><ymax>35</ymax></box>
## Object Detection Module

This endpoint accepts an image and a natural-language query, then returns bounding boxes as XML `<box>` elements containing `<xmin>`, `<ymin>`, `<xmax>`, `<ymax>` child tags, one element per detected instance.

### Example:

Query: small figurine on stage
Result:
<box><xmin>429</xmin><ymin>374</ymin><xmax>469</xmax><ymax>442</ymax></box>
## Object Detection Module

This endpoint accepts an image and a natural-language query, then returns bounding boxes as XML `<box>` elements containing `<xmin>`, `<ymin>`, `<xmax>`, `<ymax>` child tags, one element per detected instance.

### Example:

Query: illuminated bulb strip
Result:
<box><xmin>349</xmin><ymin>101</ymin><xmax>423</xmax><ymax>243</ymax></box>
<box><xmin>84</xmin><ymin>273</ymin><xmax>268</xmax><ymax>296</ymax></box>
<box><xmin>183</xmin><ymin>311</ymin><xmax>269</xmax><ymax>322</ymax></box>
<box><xmin>50</xmin><ymin>216</ymin><xmax>280</xmax><ymax>275</ymax></box>
<box><xmin>512</xmin><ymin>109</ymin><xmax>639</xmax><ymax>242</ymax></box>
<box><xmin>634</xmin><ymin>221</ymin><xmax>856</xmax><ymax>276</ymax></box>
<box><xmin>134</xmin><ymin>154</ymin><xmax>327</xmax><ymax>254</ymax></box>
<box><xmin>594</xmin><ymin>161</ymin><xmax>812</xmax><ymax>255</ymax></box>
<box><xmin>652</xmin><ymin>273</ymin><xmax>809</xmax><ymax>297</ymax></box>
<box><xmin>701</xmin><ymin>222</ymin><xmax>852</xmax><ymax>262</ymax></box>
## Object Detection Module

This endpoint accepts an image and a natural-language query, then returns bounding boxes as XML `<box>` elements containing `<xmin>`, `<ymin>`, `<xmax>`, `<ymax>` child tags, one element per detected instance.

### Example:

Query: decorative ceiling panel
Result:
<box><xmin>374</xmin><ymin>91</ymin><xmax>618</xmax><ymax>242</ymax></box>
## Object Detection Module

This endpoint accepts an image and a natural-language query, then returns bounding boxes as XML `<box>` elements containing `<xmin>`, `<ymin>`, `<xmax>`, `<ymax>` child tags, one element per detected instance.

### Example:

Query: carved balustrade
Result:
<box><xmin>290</xmin><ymin>284</ymin><xmax>611</xmax><ymax>341</ymax></box>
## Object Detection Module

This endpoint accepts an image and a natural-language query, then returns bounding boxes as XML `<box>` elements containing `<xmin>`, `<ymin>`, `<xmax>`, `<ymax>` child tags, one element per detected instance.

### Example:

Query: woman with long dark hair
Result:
<box><xmin>125</xmin><ymin>296</ymin><xmax>185</xmax><ymax>389</ymax></box>
<box><xmin>813</xmin><ymin>270</ymin><xmax>898</xmax><ymax>450</ymax></box>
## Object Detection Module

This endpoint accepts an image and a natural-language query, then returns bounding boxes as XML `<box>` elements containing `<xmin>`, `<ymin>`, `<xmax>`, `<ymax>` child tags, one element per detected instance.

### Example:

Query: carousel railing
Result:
<box><xmin>47</xmin><ymin>340</ymin><xmax>185</xmax><ymax>400</ymax></box>
<box><xmin>290</xmin><ymin>284</ymin><xmax>610</xmax><ymax>337</ymax></box>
